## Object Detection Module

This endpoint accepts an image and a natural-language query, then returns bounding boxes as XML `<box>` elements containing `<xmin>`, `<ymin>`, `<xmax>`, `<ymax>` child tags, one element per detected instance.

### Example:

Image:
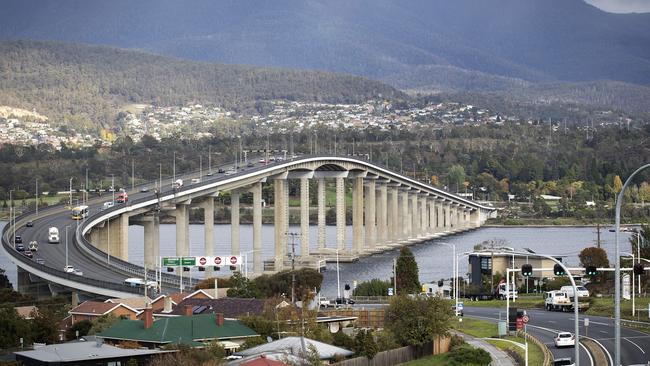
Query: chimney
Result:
<box><xmin>143</xmin><ymin>308</ymin><xmax>153</xmax><ymax>329</ymax></box>
<box><xmin>215</xmin><ymin>313</ymin><xmax>224</xmax><ymax>327</ymax></box>
<box><xmin>163</xmin><ymin>296</ymin><xmax>172</xmax><ymax>313</ymax></box>
<box><xmin>184</xmin><ymin>305</ymin><xmax>193</xmax><ymax>316</ymax></box>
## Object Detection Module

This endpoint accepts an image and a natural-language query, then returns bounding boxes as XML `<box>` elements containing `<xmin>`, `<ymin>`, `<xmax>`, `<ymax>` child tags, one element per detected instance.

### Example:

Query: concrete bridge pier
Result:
<box><xmin>130</xmin><ymin>213</ymin><xmax>160</xmax><ymax>269</ymax></box>
<box><xmin>108</xmin><ymin>214</ymin><xmax>129</xmax><ymax>261</ymax></box>
<box><xmin>364</xmin><ymin>179</ymin><xmax>376</xmax><ymax>250</ymax></box>
<box><xmin>250</xmin><ymin>182</ymin><xmax>263</xmax><ymax>275</ymax></box>
<box><xmin>300</xmin><ymin>178</ymin><xmax>310</xmax><ymax>258</ymax></box>
<box><xmin>274</xmin><ymin>178</ymin><xmax>288</xmax><ymax>271</ymax></box>
<box><xmin>377</xmin><ymin>180</ymin><xmax>388</xmax><ymax>246</ymax></box>
<box><xmin>388</xmin><ymin>183</ymin><xmax>400</xmax><ymax>244</ymax></box>
<box><xmin>336</xmin><ymin>176</ymin><xmax>346</xmax><ymax>251</ymax></box>
<box><xmin>317</xmin><ymin>178</ymin><xmax>326</xmax><ymax>251</ymax></box>
<box><xmin>231</xmin><ymin>190</ymin><xmax>241</xmax><ymax>256</ymax></box>
<box><xmin>419</xmin><ymin>193</ymin><xmax>428</xmax><ymax>238</ymax></box>
<box><xmin>198</xmin><ymin>194</ymin><xmax>218</xmax><ymax>275</ymax></box>
<box><xmin>352</xmin><ymin>176</ymin><xmax>364</xmax><ymax>254</ymax></box>
<box><xmin>411</xmin><ymin>191</ymin><xmax>419</xmax><ymax>240</ymax></box>
<box><xmin>169</xmin><ymin>201</ymin><xmax>190</xmax><ymax>257</ymax></box>
<box><xmin>400</xmin><ymin>187</ymin><xmax>410</xmax><ymax>241</ymax></box>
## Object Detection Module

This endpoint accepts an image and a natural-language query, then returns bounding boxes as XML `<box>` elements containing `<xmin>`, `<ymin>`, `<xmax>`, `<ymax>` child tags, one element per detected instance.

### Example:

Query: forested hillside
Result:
<box><xmin>0</xmin><ymin>41</ymin><xmax>404</xmax><ymax>129</ymax></box>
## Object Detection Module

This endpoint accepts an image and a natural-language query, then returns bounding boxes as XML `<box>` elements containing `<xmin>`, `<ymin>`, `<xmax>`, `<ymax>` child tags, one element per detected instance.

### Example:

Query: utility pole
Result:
<box><xmin>35</xmin><ymin>179</ymin><xmax>38</xmax><ymax>218</ymax></box>
<box><xmin>208</xmin><ymin>145</ymin><xmax>212</xmax><ymax>175</ymax></box>
<box><xmin>286</xmin><ymin>232</ymin><xmax>299</xmax><ymax>304</ymax></box>
<box><xmin>173</xmin><ymin>151</ymin><xmax>176</xmax><ymax>183</ymax></box>
<box><xmin>131</xmin><ymin>159</ymin><xmax>135</xmax><ymax>191</ymax></box>
<box><xmin>69</xmin><ymin>177</ymin><xmax>74</xmax><ymax>208</ymax></box>
<box><xmin>393</xmin><ymin>258</ymin><xmax>397</xmax><ymax>295</ymax></box>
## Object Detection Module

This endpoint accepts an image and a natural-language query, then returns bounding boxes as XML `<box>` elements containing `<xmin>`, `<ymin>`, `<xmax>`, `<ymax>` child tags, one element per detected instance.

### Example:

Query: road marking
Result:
<box><xmin>583</xmin><ymin>335</ymin><xmax>613</xmax><ymax>366</ymax></box>
<box><xmin>569</xmin><ymin>317</ymin><xmax>610</xmax><ymax>326</ymax></box>
<box><xmin>548</xmin><ymin>320</ymin><xmax>557</xmax><ymax>323</ymax></box>
<box><xmin>599</xmin><ymin>330</ymin><xmax>608</xmax><ymax>334</ymax></box>
<box><xmin>623</xmin><ymin>337</ymin><xmax>645</xmax><ymax>354</ymax></box>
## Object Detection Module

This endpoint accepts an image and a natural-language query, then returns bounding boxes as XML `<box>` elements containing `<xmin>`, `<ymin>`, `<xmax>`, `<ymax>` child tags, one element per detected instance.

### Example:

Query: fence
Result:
<box><xmin>332</xmin><ymin>340</ymin><xmax>447</xmax><ymax>366</ymax></box>
<box><xmin>322</xmin><ymin>308</ymin><xmax>386</xmax><ymax>328</ymax></box>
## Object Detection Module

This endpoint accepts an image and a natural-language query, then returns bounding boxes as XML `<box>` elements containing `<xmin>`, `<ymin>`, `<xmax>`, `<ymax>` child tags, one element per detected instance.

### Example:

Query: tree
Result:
<box><xmin>448</xmin><ymin>164</ymin><xmax>466</xmax><ymax>193</ymax></box>
<box><xmin>30</xmin><ymin>301</ymin><xmax>68</xmax><ymax>344</ymax></box>
<box><xmin>385</xmin><ymin>295</ymin><xmax>452</xmax><ymax>346</ymax></box>
<box><xmin>227</xmin><ymin>272</ymin><xmax>262</xmax><ymax>298</ymax></box>
<box><xmin>354</xmin><ymin>329</ymin><xmax>378</xmax><ymax>359</ymax></box>
<box><xmin>613</xmin><ymin>175</ymin><xmax>623</xmax><ymax>194</ymax></box>
<box><xmin>0</xmin><ymin>305</ymin><xmax>31</xmax><ymax>348</ymax></box>
<box><xmin>579</xmin><ymin>247</ymin><xmax>610</xmax><ymax>282</ymax></box>
<box><xmin>88</xmin><ymin>314</ymin><xmax>120</xmax><ymax>335</ymax></box>
<box><xmin>353</xmin><ymin>279</ymin><xmax>391</xmax><ymax>296</ymax></box>
<box><xmin>395</xmin><ymin>247</ymin><xmax>420</xmax><ymax>295</ymax></box>
<box><xmin>66</xmin><ymin>319</ymin><xmax>92</xmax><ymax>340</ymax></box>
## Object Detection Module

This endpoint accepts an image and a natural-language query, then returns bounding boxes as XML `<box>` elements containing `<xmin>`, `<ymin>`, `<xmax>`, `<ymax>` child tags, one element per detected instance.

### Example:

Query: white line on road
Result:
<box><xmin>623</xmin><ymin>337</ymin><xmax>646</xmax><ymax>354</ymax></box>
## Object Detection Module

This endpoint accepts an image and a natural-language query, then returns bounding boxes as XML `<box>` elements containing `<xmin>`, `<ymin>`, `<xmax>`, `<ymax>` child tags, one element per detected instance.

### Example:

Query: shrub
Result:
<box><xmin>448</xmin><ymin>344</ymin><xmax>491</xmax><ymax>366</ymax></box>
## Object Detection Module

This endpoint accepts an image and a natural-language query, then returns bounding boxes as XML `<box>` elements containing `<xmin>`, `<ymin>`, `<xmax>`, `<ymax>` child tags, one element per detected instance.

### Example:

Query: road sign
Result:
<box><xmin>162</xmin><ymin>257</ymin><xmax>180</xmax><ymax>266</ymax></box>
<box><xmin>229</xmin><ymin>256</ymin><xmax>241</xmax><ymax>265</ymax></box>
<box><xmin>388</xmin><ymin>287</ymin><xmax>394</xmax><ymax>296</ymax></box>
<box><xmin>214</xmin><ymin>256</ymin><xmax>223</xmax><ymax>265</ymax></box>
<box><xmin>522</xmin><ymin>315</ymin><xmax>529</xmax><ymax>323</ymax></box>
<box><xmin>181</xmin><ymin>257</ymin><xmax>196</xmax><ymax>266</ymax></box>
<box><xmin>623</xmin><ymin>274</ymin><xmax>631</xmax><ymax>300</ymax></box>
<box><xmin>198</xmin><ymin>257</ymin><xmax>208</xmax><ymax>266</ymax></box>
<box><xmin>584</xmin><ymin>318</ymin><xmax>589</xmax><ymax>327</ymax></box>
<box><xmin>457</xmin><ymin>302</ymin><xmax>464</xmax><ymax>311</ymax></box>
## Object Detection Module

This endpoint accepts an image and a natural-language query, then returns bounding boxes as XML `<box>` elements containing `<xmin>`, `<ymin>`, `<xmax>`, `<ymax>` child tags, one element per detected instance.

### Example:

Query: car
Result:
<box><xmin>35</xmin><ymin>258</ymin><xmax>45</xmax><ymax>265</ymax></box>
<box><xmin>102</xmin><ymin>201</ymin><xmax>114</xmax><ymax>210</ymax></box>
<box><xmin>23</xmin><ymin>250</ymin><xmax>33</xmax><ymax>258</ymax></box>
<box><xmin>28</xmin><ymin>240</ymin><xmax>38</xmax><ymax>251</ymax></box>
<box><xmin>140</xmin><ymin>187</ymin><xmax>149</xmax><ymax>193</ymax></box>
<box><xmin>63</xmin><ymin>265</ymin><xmax>75</xmax><ymax>273</ymax></box>
<box><xmin>554</xmin><ymin>332</ymin><xmax>575</xmax><ymax>348</ymax></box>
<box><xmin>15</xmin><ymin>243</ymin><xmax>25</xmax><ymax>252</ymax></box>
<box><xmin>335</xmin><ymin>297</ymin><xmax>355</xmax><ymax>305</ymax></box>
<box><xmin>206</xmin><ymin>172</ymin><xmax>214</xmax><ymax>176</ymax></box>
<box><xmin>14</xmin><ymin>235</ymin><xmax>22</xmax><ymax>244</ymax></box>
<box><xmin>191</xmin><ymin>178</ymin><xmax>201</xmax><ymax>184</ymax></box>
<box><xmin>553</xmin><ymin>358</ymin><xmax>575</xmax><ymax>366</ymax></box>
<box><xmin>247</xmin><ymin>162</ymin><xmax>254</xmax><ymax>167</ymax></box>
<box><xmin>25</xmin><ymin>221</ymin><xmax>34</xmax><ymax>227</ymax></box>
<box><xmin>217</xmin><ymin>168</ymin><xmax>225</xmax><ymax>173</ymax></box>
<box><xmin>73</xmin><ymin>269</ymin><xmax>84</xmax><ymax>276</ymax></box>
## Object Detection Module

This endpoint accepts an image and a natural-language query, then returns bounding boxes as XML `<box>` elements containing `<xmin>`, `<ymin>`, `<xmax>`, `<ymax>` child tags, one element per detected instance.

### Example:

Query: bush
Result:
<box><xmin>448</xmin><ymin>344</ymin><xmax>491</xmax><ymax>366</ymax></box>
<box><xmin>353</xmin><ymin>279</ymin><xmax>391</xmax><ymax>296</ymax></box>
<box><xmin>332</xmin><ymin>331</ymin><xmax>355</xmax><ymax>349</ymax></box>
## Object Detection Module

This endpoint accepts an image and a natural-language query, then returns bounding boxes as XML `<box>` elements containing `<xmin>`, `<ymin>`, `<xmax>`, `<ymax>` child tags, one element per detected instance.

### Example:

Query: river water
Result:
<box><xmin>0</xmin><ymin>222</ymin><xmax>637</xmax><ymax>297</ymax></box>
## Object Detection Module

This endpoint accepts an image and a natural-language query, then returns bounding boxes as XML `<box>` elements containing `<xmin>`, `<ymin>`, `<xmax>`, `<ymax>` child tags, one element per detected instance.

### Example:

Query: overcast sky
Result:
<box><xmin>584</xmin><ymin>0</ymin><xmax>650</xmax><ymax>13</ymax></box>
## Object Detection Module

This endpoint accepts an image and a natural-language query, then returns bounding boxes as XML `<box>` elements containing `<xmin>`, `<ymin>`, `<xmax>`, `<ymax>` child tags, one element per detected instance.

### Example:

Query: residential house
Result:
<box><xmin>164</xmin><ymin>297</ymin><xmax>267</xmax><ymax>318</ymax></box>
<box><xmin>68</xmin><ymin>301</ymin><xmax>141</xmax><ymax>325</ymax></box>
<box><xmin>234</xmin><ymin>337</ymin><xmax>354</xmax><ymax>363</ymax></box>
<box><xmin>98</xmin><ymin>309</ymin><xmax>258</xmax><ymax>351</ymax></box>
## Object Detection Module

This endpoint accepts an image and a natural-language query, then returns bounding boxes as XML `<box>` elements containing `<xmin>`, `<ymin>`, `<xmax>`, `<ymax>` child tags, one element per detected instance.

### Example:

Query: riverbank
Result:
<box><xmin>485</xmin><ymin>218</ymin><xmax>644</xmax><ymax>228</ymax></box>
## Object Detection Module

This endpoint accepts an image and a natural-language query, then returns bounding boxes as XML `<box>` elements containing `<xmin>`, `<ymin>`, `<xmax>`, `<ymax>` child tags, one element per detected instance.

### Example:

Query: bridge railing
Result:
<box><xmin>2</xmin><ymin>210</ymin><xmax>143</xmax><ymax>295</ymax></box>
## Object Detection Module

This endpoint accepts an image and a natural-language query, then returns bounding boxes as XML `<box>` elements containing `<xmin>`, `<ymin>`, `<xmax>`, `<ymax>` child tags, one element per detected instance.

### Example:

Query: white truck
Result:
<box><xmin>495</xmin><ymin>282</ymin><xmax>518</xmax><ymax>300</ymax></box>
<box><xmin>48</xmin><ymin>227</ymin><xmax>59</xmax><ymax>244</ymax></box>
<box><xmin>545</xmin><ymin>290</ymin><xmax>589</xmax><ymax>311</ymax></box>
<box><xmin>172</xmin><ymin>179</ymin><xmax>183</xmax><ymax>190</ymax></box>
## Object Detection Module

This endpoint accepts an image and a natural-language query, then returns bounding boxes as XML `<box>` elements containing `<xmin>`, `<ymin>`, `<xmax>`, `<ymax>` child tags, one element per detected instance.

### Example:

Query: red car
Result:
<box><xmin>23</xmin><ymin>250</ymin><xmax>33</xmax><ymax>258</ymax></box>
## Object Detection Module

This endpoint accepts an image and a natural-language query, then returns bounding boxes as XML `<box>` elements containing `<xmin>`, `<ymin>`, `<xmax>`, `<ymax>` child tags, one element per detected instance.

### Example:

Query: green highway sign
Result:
<box><xmin>181</xmin><ymin>257</ymin><xmax>196</xmax><ymax>266</ymax></box>
<box><xmin>162</xmin><ymin>257</ymin><xmax>180</xmax><ymax>266</ymax></box>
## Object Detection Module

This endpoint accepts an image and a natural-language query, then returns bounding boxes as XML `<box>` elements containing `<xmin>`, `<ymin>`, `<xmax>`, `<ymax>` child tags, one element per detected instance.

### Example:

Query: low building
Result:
<box><xmin>14</xmin><ymin>339</ymin><xmax>173</xmax><ymax>366</ymax></box>
<box><xmin>163</xmin><ymin>297</ymin><xmax>267</xmax><ymax>318</ymax></box>
<box><xmin>69</xmin><ymin>301</ymin><xmax>141</xmax><ymax>324</ymax></box>
<box><xmin>234</xmin><ymin>337</ymin><xmax>354</xmax><ymax>362</ymax></box>
<box><xmin>98</xmin><ymin>309</ymin><xmax>258</xmax><ymax>350</ymax></box>
<box><xmin>468</xmin><ymin>250</ymin><xmax>566</xmax><ymax>288</ymax></box>
<box><xmin>15</xmin><ymin>305</ymin><xmax>38</xmax><ymax>320</ymax></box>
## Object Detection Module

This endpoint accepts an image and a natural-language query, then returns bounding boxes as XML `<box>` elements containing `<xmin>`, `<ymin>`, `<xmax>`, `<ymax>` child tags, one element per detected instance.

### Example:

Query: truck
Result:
<box><xmin>172</xmin><ymin>179</ymin><xmax>183</xmax><ymax>190</ymax></box>
<box><xmin>116</xmin><ymin>191</ymin><xmax>128</xmax><ymax>203</ymax></box>
<box><xmin>494</xmin><ymin>281</ymin><xmax>518</xmax><ymax>300</ymax></box>
<box><xmin>545</xmin><ymin>290</ymin><xmax>590</xmax><ymax>312</ymax></box>
<box><xmin>48</xmin><ymin>227</ymin><xmax>59</xmax><ymax>244</ymax></box>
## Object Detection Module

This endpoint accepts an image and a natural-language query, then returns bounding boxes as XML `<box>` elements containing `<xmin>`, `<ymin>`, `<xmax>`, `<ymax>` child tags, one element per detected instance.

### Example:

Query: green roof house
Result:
<box><xmin>98</xmin><ymin>309</ymin><xmax>258</xmax><ymax>351</ymax></box>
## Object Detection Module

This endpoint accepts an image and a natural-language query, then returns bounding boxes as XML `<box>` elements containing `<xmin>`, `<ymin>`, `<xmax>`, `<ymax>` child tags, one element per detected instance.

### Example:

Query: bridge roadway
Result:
<box><xmin>3</xmin><ymin>155</ymin><xmax>495</xmax><ymax>298</ymax></box>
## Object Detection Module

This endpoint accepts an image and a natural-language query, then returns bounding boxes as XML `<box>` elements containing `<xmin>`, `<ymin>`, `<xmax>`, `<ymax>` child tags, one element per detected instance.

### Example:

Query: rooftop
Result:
<box><xmin>235</xmin><ymin>337</ymin><xmax>354</xmax><ymax>360</ymax></box>
<box><xmin>98</xmin><ymin>313</ymin><xmax>258</xmax><ymax>347</ymax></box>
<box><xmin>167</xmin><ymin>297</ymin><xmax>266</xmax><ymax>317</ymax></box>
<box><xmin>14</xmin><ymin>340</ymin><xmax>172</xmax><ymax>363</ymax></box>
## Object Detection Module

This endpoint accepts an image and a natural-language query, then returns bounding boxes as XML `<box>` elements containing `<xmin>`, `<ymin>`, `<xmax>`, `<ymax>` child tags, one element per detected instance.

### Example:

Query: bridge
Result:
<box><xmin>2</xmin><ymin>155</ymin><xmax>496</xmax><ymax>299</ymax></box>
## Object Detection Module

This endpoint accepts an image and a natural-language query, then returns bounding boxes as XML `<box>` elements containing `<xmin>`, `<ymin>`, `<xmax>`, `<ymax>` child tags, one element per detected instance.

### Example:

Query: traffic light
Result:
<box><xmin>585</xmin><ymin>266</ymin><xmax>598</xmax><ymax>276</ymax></box>
<box><xmin>438</xmin><ymin>280</ymin><xmax>444</xmax><ymax>287</ymax></box>
<box><xmin>521</xmin><ymin>264</ymin><xmax>533</xmax><ymax>277</ymax></box>
<box><xmin>634</xmin><ymin>263</ymin><xmax>645</xmax><ymax>276</ymax></box>
<box><xmin>198</xmin><ymin>267</ymin><xmax>205</xmax><ymax>272</ymax></box>
<box><xmin>553</xmin><ymin>264</ymin><xmax>566</xmax><ymax>276</ymax></box>
<box><xmin>183</xmin><ymin>267</ymin><xmax>190</xmax><ymax>272</ymax></box>
<box><xmin>167</xmin><ymin>267</ymin><xmax>174</xmax><ymax>272</ymax></box>
<box><xmin>345</xmin><ymin>284</ymin><xmax>351</xmax><ymax>291</ymax></box>
<box><xmin>213</xmin><ymin>266</ymin><xmax>221</xmax><ymax>271</ymax></box>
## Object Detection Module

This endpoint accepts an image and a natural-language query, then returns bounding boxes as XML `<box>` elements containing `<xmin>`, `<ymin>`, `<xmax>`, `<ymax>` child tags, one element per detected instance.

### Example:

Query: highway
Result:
<box><xmin>463</xmin><ymin>306</ymin><xmax>650</xmax><ymax>366</ymax></box>
<box><xmin>5</xmin><ymin>158</ymin><xmax>269</xmax><ymax>295</ymax></box>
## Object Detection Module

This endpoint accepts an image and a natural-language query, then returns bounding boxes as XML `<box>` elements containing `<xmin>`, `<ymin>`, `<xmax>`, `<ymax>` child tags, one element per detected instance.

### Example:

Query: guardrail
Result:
<box><xmin>2</xmin><ymin>210</ymin><xmax>143</xmax><ymax>295</ymax></box>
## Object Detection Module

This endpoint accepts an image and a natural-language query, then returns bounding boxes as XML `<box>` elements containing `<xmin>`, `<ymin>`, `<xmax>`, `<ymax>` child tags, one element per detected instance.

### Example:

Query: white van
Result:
<box><xmin>48</xmin><ymin>227</ymin><xmax>59</xmax><ymax>244</ymax></box>
<box><xmin>102</xmin><ymin>201</ymin><xmax>114</xmax><ymax>210</ymax></box>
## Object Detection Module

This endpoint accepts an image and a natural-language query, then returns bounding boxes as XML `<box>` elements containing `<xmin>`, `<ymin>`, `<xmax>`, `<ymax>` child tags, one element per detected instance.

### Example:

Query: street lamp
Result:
<box><xmin>69</xmin><ymin>177</ymin><xmax>74</xmax><ymax>208</ymax></box>
<box><xmin>438</xmin><ymin>243</ymin><xmax>457</xmax><ymax>307</ymax></box>
<box><xmin>65</xmin><ymin>225</ymin><xmax>70</xmax><ymax>268</ymax></box>
<box><xmin>622</xmin><ymin>252</ymin><xmax>640</xmax><ymax>316</ymax></box>
<box><xmin>9</xmin><ymin>189</ymin><xmax>15</xmax><ymax>247</ymax></box>
<box><xmin>111</xmin><ymin>174</ymin><xmax>115</xmax><ymax>204</ymax></box>
<box><xmin>614</xmin><ymin>163</ymin><xmax>650</xmax><ymax>366</ymax></box>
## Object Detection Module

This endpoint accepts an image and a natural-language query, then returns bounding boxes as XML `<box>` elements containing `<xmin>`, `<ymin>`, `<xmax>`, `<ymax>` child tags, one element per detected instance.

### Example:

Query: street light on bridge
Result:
<box><xmin>614</xmin><ymin>163</ymin><xmax>650</xmax><ymax>366</ymax></box>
